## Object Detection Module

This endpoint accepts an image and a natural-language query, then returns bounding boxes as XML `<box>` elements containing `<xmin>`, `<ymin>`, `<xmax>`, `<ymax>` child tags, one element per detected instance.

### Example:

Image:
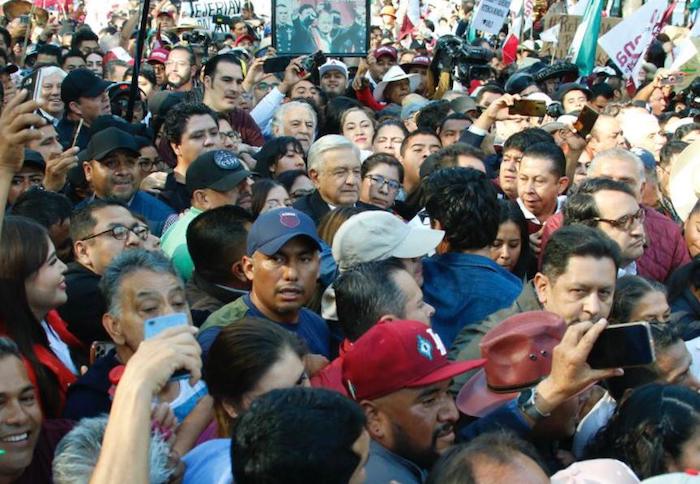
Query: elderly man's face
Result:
<box><xmin>0</xmin><ymin>355</ymin><xmax>43</xmax><ymax>481</ymax></box>
<box><xmin>276</xmin><ymin>105</ymin><xmax>316</xmax><ymax>153</ymax></box>
<box><xmin>104</xmin><ymin>269</ymin><xmax>190</xmax><ymax>361</ymax></box>
<box><xmin>589</xmin><ymin>116</ymin><xmax>626</xmax><ymax>153</ymax></box>
<box><xmin>623</xmin><ymin>114</ymin><xmax>665</xmax><ymax>159</ymax></box>
<box><xmin>311</xmin><ymin>147</ymin><xmax>361</xmax><ymax>206</ymax></box>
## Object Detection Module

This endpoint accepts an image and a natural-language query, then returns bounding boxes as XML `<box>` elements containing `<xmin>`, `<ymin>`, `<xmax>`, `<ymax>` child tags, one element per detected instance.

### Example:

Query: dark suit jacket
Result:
<box><xmin>292</xmin><ymin>190</ymin><xmax>331</xmax><ymax>226</ymax></box>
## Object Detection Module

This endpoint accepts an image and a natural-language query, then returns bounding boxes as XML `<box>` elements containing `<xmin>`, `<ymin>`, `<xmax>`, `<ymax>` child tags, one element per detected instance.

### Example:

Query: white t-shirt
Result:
<box><xmin>41</xmin><ymin>321</ymin><xmax>79</xmax><ymax>375</ymax></box>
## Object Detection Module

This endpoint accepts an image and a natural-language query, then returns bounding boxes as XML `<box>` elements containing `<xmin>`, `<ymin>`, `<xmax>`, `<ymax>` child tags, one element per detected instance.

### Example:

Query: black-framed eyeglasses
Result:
<box><xmin>81</xmin><ymin>224</ymin><xmax>150</xmax><ymax>242</ymax></box>
<box><xmin>590</xmin><ymin>207</ymin><xmax>645</xmax><ymax>231</ymax></box>
<box><xmin>366</xmin><ymin>174</ymin><xmax>401</xmax><ymax>192</ymax></box>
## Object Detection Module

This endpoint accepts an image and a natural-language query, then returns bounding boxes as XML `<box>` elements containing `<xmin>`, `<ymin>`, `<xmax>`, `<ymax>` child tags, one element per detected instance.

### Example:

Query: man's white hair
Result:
<box><xmin>307</xmin><ymin>135</ymin><xmax>360</xmax><ymax>172</ymax></box>
<box><xmin>271</xmin><ymin>101</ymin><xmax>317</xmax><ymax>135</ymax></box>
<box><xmin>52</xmin><ymin>415</ymin><xmax>174</xmax><ymax>484</ymax></box>
<box><xmin>38</xmin><ymin>65</ymin><xmax>67</xmax><ymax>81</ymax></box>
<box><xmin>589</xmin><ymin>148</ymin><xmax>645</xmax><ymax>182</ymax></box>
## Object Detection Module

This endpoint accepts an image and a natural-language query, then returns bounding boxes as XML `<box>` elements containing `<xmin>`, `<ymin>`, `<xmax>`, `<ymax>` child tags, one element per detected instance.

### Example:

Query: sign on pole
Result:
<box><xmin>471</xmin><ymin>0</ymin><xmax>512</xmax><ymax>35</ymax></box>
<box><xmin>597</xmin><ymin>0</ymin><xmax>668</xmax><ymax>79</ymax></box>
<box><xmin>181</xmin><ymin>0</ymin><xmax>242</xmax><ymax>30</ymax></box>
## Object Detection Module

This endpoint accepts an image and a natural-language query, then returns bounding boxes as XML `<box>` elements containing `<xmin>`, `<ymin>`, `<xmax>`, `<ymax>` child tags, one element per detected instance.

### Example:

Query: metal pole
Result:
<box><xmin>126</xmin><ymin>0</ymin><xmax>152</xmax><ymax>122</ymax></box>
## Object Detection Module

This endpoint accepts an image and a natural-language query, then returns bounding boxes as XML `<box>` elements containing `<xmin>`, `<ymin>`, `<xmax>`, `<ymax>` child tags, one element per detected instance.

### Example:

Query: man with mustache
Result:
<box><xmin>341</xmin><ymin>321</ymin><xmax>485</xmax><ymax>483</ymax></box>
<box><xmin>82</xmin><ymin>127</ymin><xmax>174</xmax><ymax>236</ymax></box>
<box><xmin>198</xmin><ymin>207</ymin><xmax>330</xmax><ymax>361</ymax></box>
<box><xmin>165</xmin><ymin>46</ymin><xmax>196</xmax><ymax>93</ymax></box>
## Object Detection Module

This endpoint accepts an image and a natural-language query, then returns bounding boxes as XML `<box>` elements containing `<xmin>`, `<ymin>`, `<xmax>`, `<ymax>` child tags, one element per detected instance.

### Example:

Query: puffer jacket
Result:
<box><xmin>538</xmin><ymin>206</ymin><xmax>689</xmax><ymax>283</ymax></box>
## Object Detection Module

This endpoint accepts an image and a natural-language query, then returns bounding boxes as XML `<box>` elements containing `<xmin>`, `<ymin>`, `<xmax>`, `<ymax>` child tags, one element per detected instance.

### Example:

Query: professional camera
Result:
<box><xmin>212</xmin><ymin>14</ymin><xmax>233</xmax><ymax>26</ymax></box>
<box><xmin>182</xmin><ymin>30</ymin><xmax>209</xmax><ymax>45</ymax></box>
<box><xmin>432</xmin><ymin>35</ymin><xmax>493</xmax><ymax>84</ymax></box>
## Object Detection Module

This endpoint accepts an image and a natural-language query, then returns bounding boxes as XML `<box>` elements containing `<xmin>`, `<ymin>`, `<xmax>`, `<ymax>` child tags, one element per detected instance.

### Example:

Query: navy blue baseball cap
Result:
<box><xmin>246</xmin><ymin>208</ymin><xmax>321</xmax><ymax>256</ymax></box>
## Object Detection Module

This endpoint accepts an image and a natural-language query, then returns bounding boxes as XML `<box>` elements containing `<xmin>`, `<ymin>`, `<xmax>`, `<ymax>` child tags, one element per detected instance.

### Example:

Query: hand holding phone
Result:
<box><xmin>586</xmin><ymin>321</ymin><xmax>655</xmax><ymax>369</ymax></box>
<box><xmin>144</xmin><ymin>313</ymin><xmax>191</xmax><ymax>380</ymax></box>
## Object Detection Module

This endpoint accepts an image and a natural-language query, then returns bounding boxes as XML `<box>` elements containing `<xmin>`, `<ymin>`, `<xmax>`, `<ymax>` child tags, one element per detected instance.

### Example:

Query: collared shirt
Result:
<box><xmin>517</xmin><ymin>195</ymin><xmax>567</xmax><ymax>227</ymax></box>
<box><xmin>617</xmin><ymin>261</ymin><xmax>638</xmax><ymax>278</ymax></box>
<box><xmin>365</xmin><ymin>440</ymin><xmax>426</xmax><ymax>484</ymax></box>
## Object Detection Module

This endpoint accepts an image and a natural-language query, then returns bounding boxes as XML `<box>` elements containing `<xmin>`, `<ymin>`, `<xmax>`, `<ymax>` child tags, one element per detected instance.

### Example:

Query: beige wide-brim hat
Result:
<box><xmin>373</xmin><ymin>66</ymin><xmax>421</xmax><ymax>102</ymax></box>
<box><xmin>669</xmin><ymin>139</ymin><xmax>700</xmax><ymax>221</ymax></box>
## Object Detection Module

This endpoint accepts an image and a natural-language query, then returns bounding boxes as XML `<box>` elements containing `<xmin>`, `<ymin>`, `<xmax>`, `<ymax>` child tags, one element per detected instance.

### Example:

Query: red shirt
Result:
<box><xmin>310</xmin><ymin>339</ymin><xmax>353</xmax><ymax>396</ymax></box>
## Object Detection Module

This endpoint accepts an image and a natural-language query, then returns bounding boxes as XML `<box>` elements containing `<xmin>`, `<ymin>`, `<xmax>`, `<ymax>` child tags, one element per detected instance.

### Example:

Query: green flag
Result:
<box><xmin>569</xmin><ymin>0</ymin><xmax>604</xmax><ymax>75</ymax></box>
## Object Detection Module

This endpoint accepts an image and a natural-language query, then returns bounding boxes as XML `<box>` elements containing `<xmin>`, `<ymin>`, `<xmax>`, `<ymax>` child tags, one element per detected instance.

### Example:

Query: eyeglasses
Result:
<box><xmin>81</xmin><ymin>224</ymin><xmax>150</xmax><ymax>242</ymax></box>
<box><xmin>256</xmin><ymin>82</ymin><xmax>280</xmax><ymax>91</ymax></box>
<box><xmin>591</xmin><ymin>207</ymin><xmax>645</xmax><ymax>231</ymax></box>
<box><xmin>366</xmin><ymin>174</ymin><xmax>401</xmax><ymax>192</ymax></box>
<box><xmin>138</xmin><ymin>159</ymin><xmax>162</xmax><ymax>172</ymax></box>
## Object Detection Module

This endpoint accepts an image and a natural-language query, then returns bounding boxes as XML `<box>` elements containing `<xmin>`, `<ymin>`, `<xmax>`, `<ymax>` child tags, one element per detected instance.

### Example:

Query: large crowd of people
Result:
<box><xmin>0</xmin><ymin>0</ymin><xmax>700</xmax><ymax>482</ymax></box>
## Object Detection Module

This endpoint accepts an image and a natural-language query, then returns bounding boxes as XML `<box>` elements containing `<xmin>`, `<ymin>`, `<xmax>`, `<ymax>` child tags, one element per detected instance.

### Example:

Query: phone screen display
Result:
<box><xmin>509</xmin><ymin>100</ymin><xmax>547</xmax><ymax>117</ymax></box>
<box><xmin>587</xmin><ymin>322</ymin><xmax>655</xmax><ymax>369</ymax></box>
<box><xmin>573</xmin><ymin>105</ymin><xmax>599</xmax><ymax>138</ymax></box>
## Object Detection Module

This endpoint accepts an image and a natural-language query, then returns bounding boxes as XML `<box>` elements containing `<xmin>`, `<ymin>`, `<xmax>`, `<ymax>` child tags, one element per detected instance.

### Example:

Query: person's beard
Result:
<box><xmin>389</xmin><ymin>421</ymin><xmax>452</xmax><ymax>469</ymax></box>
<box><xmin>169</xmin><ymin>71</ymin><xmax>191</xmax><ymax>89</ymax></box>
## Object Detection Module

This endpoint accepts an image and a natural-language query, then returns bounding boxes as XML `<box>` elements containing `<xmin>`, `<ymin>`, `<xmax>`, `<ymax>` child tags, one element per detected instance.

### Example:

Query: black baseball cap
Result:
<box><xmin>186</xmin><ymin>150</ymin><xmax>251</xmax><ymax>194</ymax></box>
<box><xmin>61</xmin><ymin>68</ymin><xmax>112</xmax><ymax>105</ymax></box>
<box><xmin>24</xmin><ymin>149</ymin><xmax>45</xmax><ymax>171</ymax></box>
<box><xmin>84</xmin><ymin>127</ymin><xmax>139</xmax><ymax>162</ymax></box>
<box><xmin>554</xmin><ymin>83</ymin><xmax>592</xmax><ymax>102</ymax></box>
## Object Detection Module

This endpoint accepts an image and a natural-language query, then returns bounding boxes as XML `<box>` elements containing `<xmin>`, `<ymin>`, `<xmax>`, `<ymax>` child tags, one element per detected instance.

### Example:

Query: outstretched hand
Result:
<box><xmin>0</xmin><ymin>90</ymin><xmax>46</xmax><ymax>175</ymax></box>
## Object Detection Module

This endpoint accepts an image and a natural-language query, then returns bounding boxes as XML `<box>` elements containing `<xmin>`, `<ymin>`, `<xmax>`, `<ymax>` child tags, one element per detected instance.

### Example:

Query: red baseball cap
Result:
<box><xmin>456</xmin><ymin>311</ymin><xmax>566</xmax><ymax>417</ymax></box>
<box><xmin>147</xmin><ymin>48</ymin><xmax>170</xmax><ymax>65</ymax></box>
<box><xmin>342</xmin><ymin>321</ymin><xmax>485</xmax><ymax>401</ymax></box>
<box><xmin>235</xmin><ymin>34</ymin><xmax>255</xmax><ymax>46</ymax></box>
<box><xmin>373</xmin><ymin>45</ymin><xmax>397</xmax><ymax>61</ymax></box>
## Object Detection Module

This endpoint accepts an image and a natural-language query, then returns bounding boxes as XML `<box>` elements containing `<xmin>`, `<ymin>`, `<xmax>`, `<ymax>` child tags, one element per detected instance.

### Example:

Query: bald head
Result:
<box><xmin>588</xmin><ymin>115</ymin><xmax>626</xmax><ymax>153</ymax></box>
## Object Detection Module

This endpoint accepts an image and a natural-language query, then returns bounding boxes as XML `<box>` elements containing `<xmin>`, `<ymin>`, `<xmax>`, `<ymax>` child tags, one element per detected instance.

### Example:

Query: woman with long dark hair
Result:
<box><xmin>182</xmin><ymin>317</ymin><xmax>309</xmax><ymax>482</ymax></box>
<box><xmin>0</xmin><ymin>216</ymin><xmax>85</xmax><ymax>417</ymax></box>
<box><xmin>489</xmin><ymin>199</ymin><xmax>534</xmax><ymax>280</ymax></box>
<box><xmin>666</xmin><ymin>257</ymin><xmax>700</xmax><ymax>340</ymax></box>
<box><xmin>586</xmin><ymin>383</ymin><xmax>700</xmax><ymax>479</ymax></box>
<box><xmin>252</xmin><ymin>136</ymin><xmax>305</xmax><ymax>179</ymax></box>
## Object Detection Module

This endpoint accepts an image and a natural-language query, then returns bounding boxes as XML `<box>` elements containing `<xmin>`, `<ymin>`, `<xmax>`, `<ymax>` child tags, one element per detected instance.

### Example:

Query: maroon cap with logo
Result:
<box><xmin>373</xmin><ymin>45</ymin><xmax>397</xmax><ymax>61</ymax></box>
<box><xmin>342</xmin><ymin>321</ymin><xmax>485</xmax><ymax>401</ymax></box>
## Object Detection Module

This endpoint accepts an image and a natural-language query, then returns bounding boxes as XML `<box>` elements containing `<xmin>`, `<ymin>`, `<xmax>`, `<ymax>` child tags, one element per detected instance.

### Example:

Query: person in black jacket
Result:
<box><xmin>58</xmin><ymin>200</ymin><xmax>146</xmax><ymax>346</ymax></box>
<box><xmin>293</xmin><ymin>135</ymin><xmax>361</xmax><ymax>225</ymax></box>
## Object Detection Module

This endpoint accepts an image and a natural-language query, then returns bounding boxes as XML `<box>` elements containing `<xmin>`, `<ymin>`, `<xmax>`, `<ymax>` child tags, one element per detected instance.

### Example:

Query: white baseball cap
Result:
<box><xmin>319</xmin><ymin>59</ymin><xmax>348</xmax><ymax>79</ymax></box>
<box><xmin>332</xmin><ymin>211</ymin><xmax>444</xmax><ymax>272</ymax></box>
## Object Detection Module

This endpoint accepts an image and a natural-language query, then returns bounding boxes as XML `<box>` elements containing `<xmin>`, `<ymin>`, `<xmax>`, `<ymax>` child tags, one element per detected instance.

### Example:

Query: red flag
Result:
<box><xmin>398</xmin><ymin>0</ymin><xmax>421</xmax><ymax>40</ymax></box>
<box><xmin>502</xmin><ymin>33</ymin><xmax>519</xmax><ymax>66</ymax></box>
